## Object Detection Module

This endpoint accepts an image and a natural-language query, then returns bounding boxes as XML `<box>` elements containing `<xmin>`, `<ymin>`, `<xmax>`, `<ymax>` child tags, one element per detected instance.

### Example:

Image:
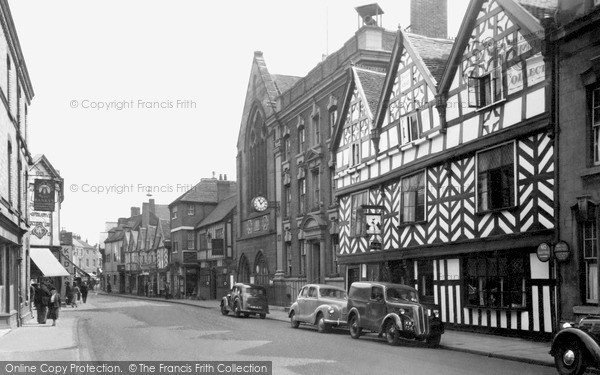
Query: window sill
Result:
<box><xmin>398</xmin><ymin>220</ymin><xmax>427</xmax><ymax>229</ymax></box>
<box><xmin>475</xmin><ymin>205</ymin><xmax>518</xmax><ymax>216</ymax></box>
<box><xmin>580</xmin><ymin>165</ymin><xmax>600</xmax><ymax>179</ymax></box>
<box><xmin>465</xmin><ymin>304</ymin><xmax>527</xmax><ymax>312</ymax></box>
<box><xmin>474</xmin><ymin>98</ymin><xmax>507</xmax><ymax>113</ymax></box>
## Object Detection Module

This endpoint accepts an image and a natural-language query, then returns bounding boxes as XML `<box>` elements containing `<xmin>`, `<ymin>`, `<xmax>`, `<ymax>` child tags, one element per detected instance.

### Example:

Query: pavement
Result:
<box><xmin>0</xmin><ymin>292</ymin><xmax>555</xmax><ymax>367</ymax></box>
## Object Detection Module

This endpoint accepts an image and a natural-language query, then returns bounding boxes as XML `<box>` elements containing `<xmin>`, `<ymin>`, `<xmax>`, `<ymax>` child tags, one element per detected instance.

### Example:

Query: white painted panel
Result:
<box><xmin>526</xmin><ymin>88</ymin><xmax>545</xmax><ymax>119</ymax></box>
<box><xmin>362</xmin><ymin>140</ymin><xmax>370</xmax><ymax>159</ymax></box>
<box><xmin>380</xmin><ymin>130</ymin><xmax>389</xmax><ymax>151</ymax></box>
<box><xmin>369</xmin><ymin>164</ymin><xmax>377</xmax><ymax>179</ymax></box>
<box><xmin>361</xmin><ymin>264</ymin><xmax>367</xmax><ymax>278</ymax></box>
<box><xmin>448</xmin><ymin>286</ymin><xmax>455</xmax><ymax>323</ymax></box>
<box><xmin>421</xmin><ymin>108</ymin><xmax>432</xmax><ymax>132</ymax></box>
<box><xmin>447</xmin><ymin>259</ymin><xmax>460</xmax><ymax>280</ymax></box>
<box><xmin>530</xmin><ymin>253</ymin><xmax>549</xmax><ymax>279</ymax></box>
<box><xmin>500</xmin><ymin>311</ymin><xmax>507</xmax><ymax>328</ymax></box>
<box><xmin>456</xmin><ymin>286</ymin><xmax>462</xmax><ymax>324</ymax></box>
<box><xmin>447</xmin><ymin>94</ymin><xmax>460</xmax><ymax>121</ymax></box>
<box><xmin>446</xmin><ymin>124</ymin><xmax>460</xmax><ymax>149</ymax></box>
<box><xmin>432</xmin><ymin>108</ymin><xmax>440</xmax><ymax>128</ymax></box>
<box><xmin>463</xmin><ymin>308</ymin><xmax>470</xmax><ymax>325</ymax></box>
<box><xmin>490</xmin><ymin>309</ymin><xmax>497</xmax><ymax>327</ymax></box>
<box><xmin>503</xmin><ymin>98</ymin><xmax>522</xmax><ymax>128</ymax></box>
<box><xmin>389</xmin><ymin>127</ymin><xmax>399</xmax><ymax>148</ymax></box>
<box><xmin>507</xmin><ymin>66</ymin><xmax>524</xmax><ymax>95</ymax></box>
<box><xmin>472</xmin><ymin>309</ymin><xmax>479</xmax><ymax>327</ymax></box>
<box><xmin>532</xmin><ymin>286</ymin><xmax>540</xmax><ymax>331</ymax></box>
<box><xmin>404</xmin><ymin>147</ymin><xmax>416</xmax><ymax>164</ymax></box>
<box><xmin>360</xmin><ymin>167</ymin><xmax>369</xmax><ymax>181</ymax></box>
<box><xmin>380</xmin><ymin>159</ymin><xmax>390</xmax><ymax>175</ymax></box>
<box><xmin>417</xmin><ymin>141</ymin><xmax>430</xmax><ymax>159</ymax></box>
<box><xmin>392</xmin><ymin>154</ymin><xmax>402</xmax><ymax>169</ymax></box>
<box><xmin>511</xmin><ymin>311</ymin><xmax>518</xmax><ymax>329</ymax></box>
<box><xmin>462</xmin><ymin>116</ymin><xmax>479</xmax><ymax>144</ymax></box>
<box><xmin>543</xmin><ymin>286</ymin><xmax>552</xmax><ymax>332</ymax></box>
<box><xmin>431</xmin><ymin>136</ymin><xmax>444</xmax><ymax>154</ymax></box>
<box><xmin>436</xmin><ymin>259</ymin><xmax>443</xmax><ymax>281</ymax></box>
<box><xmin>521</xmin><ymin>311</ymin><xmax>530</xmax><ymax>331</ymax></box>
<box><xmin>440</xmin><ymin>287</ymin><xmax>445</xmax><ymax>320</ymax></box>
<box><xmin>526</xmin><ymin>54</ymin><xmax>545</xmax><ymax>87</ymax></box>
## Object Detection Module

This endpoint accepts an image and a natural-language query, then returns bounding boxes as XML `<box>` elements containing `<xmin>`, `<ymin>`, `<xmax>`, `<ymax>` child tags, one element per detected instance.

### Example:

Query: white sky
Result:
<box><xmin>8</xmin><ymin>0</ymin><xmax>469</xmax><ymax>245</ymax></box>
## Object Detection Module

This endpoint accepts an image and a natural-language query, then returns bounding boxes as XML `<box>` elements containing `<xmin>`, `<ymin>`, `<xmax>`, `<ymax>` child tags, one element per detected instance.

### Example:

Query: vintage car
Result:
<box><xmin>549</xmin><ymin>315</ymin><xmax>600</xmax><ymax>375</ymax></box>
<box><xmin>346</xmin><ymin>281</ymin><xmax>444</xmax><ymax>347</ymax></box>
<box><xmin>220</xmin><ymin>283</ymin><xmax>269</xmax><ymax>319</ymax></box>
<box><xmin>288</xmin><ymin>284</ymin><xmax>348</xmax><ymax>333</ymax></box>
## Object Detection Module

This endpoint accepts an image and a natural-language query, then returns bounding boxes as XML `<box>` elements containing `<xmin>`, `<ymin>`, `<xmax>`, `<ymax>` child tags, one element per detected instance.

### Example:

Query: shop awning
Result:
<box><xmin>30</xmin><ymin>248</ymin><xmax>70</xmax><ymax>277</ymax></box>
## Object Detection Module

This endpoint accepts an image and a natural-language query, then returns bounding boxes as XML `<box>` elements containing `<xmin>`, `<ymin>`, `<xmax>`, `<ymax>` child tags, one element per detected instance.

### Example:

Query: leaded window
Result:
<box><xmin>401</xmin><ymin>172</ymin><xmax>425</xmax><ymax>223</ymax></box>
<box><xmin>350</xmin><ymin>191</ymin><xmax>368</xmax><ymax>237</ymax></box>
<box><xmin>477</xmin><ymin>143</ymin><xmax>515</xmax><ymax>211</ymax></box>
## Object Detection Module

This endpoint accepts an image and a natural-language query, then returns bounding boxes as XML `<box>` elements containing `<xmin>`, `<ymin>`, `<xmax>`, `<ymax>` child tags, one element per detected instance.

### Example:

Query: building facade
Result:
<box><xmin>168</xmin><ymin>176</ymin><xmax>236</xmax><ymax>298</ymax></box>
<box><xmin>332</xmin><ymin>0</ymin><xmax>557</xmax><ymax>338</ymax></box>
<box><xmin>0</xmin><ymin>0</ymin><xmax>34</xmax><ymax>328</ymax></box>
<box><xmin>551</xmin><ymin>1</ymin><xmax>600</xmax><ymax>322</ymax></box>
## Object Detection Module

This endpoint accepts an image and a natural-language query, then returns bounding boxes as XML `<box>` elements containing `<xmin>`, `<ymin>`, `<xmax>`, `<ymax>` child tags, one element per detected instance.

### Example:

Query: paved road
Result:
<box><xmin>65</xmin><ymin>294</ymin><xmax>558</xmax><ymax>375</ymax></box>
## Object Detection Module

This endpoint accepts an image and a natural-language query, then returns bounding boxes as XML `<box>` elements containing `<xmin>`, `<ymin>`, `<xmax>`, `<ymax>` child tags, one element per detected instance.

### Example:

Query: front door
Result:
<box><xmin>347</xmin><ymin>267</ymin><xmax>359</xmax><ymax>291</ymax></box>
<box><xmin>312</xmin><ymin>243</ymin><xmax>321</xmax><ymax>284</ymax></box>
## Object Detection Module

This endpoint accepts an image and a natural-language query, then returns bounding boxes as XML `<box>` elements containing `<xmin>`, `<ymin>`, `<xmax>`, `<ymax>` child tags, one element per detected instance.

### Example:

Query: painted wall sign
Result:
<box><xmin>34</xmin><ymin>179</ymin><xmax>55</xmax><ymax>211</ymax></box>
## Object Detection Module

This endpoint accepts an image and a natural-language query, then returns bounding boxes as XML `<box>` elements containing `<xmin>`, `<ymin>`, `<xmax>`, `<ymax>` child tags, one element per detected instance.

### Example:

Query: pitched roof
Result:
<box><xmin>196</xmin><ymin>195</ymin><xmax>236</xmax><ymax>228</ymax></box>
<box><xmin>404</xmin><ymin>33</ymin><xmax>454</xmax><ymax>84</ymax></box>
<box><xmin>354</xmin><ymin>67</ymin><xmax>386</xmax><ymax>119</ymax></box>
<box><xmin>272</xmin><ymin>74</ymin><xmax>302</xmax><ymax>95</ymax></box>
<box><xmin>516</xmin><ymin>0</ymin><xmax>557</xmax><ymax>21</ymax></box>
<box><xmin>171</xmin><ymin>179</ymin><xmax>219</xmax><ymax>205</ymax></box>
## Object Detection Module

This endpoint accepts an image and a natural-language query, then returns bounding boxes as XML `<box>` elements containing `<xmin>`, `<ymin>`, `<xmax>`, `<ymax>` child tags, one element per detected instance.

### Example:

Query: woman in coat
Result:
<box><xmin>47</xmin><ymin>286</ymin><xmax>61</xmax><ymax>326</ymax></box>
<box><xmin>32</xmin><ymin>282</ymin><xmax>50</xmax><ymax>324</ymax></box>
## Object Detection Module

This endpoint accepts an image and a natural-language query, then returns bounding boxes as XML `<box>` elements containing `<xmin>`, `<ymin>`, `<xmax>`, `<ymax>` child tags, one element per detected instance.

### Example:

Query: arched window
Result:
<box><xmin>238</xmin><ymin>254</ymin><xmax>250</xmax><ymax>284</ymax></box>
<box><xmin>254</xmin><ymin>252</ymin><xmax>269</xmax><ymax>285</ymax></box>
<box><xmin>247</xmin><ymin>107</ymin><xmax>267</xmax><ymax>208</ymax></box>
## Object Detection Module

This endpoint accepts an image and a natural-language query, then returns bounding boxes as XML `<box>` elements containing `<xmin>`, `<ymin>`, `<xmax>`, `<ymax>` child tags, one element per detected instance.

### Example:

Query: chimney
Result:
<box><xmin>131</xmin><ymin>206</ymin><xmax>141</xmax><ymax>217</ymax></box>
<box><xmin>149</xmin><ymin>199</ymin><xmax>155</xmax><ymax>214</ymax></box>
<box><xmin>224</xmin><ymin>174</ymin><xmax>227</xmax><ymax>181</ymax></box>
<box><xmin>410</xmin><ymin>0</ymin><xmax>447</xmax><ymax>39</ymax></box>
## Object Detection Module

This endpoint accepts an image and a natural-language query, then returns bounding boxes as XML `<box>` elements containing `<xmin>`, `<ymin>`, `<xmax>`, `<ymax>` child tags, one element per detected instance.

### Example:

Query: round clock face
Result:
<box><xmin>253</xmin><ymin>196</ymin><xmax>268</xmax><ymax>212</ymax></box>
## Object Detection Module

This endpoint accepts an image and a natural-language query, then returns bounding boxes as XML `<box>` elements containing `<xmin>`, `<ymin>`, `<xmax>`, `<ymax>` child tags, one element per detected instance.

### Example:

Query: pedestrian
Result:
<box><xmin>47</xmin><ymin>286</ymin><xmax>61</xmax><ymax>326</ymax></box>
<box><xmin>107</xmin><ymin>281</ymin><xmax>112</xmax><ymax>293</ymax></box>
<box><xmin>144</xmin><ymin>281</ymin><xmax>149</xmax><ymax>297</ymax></box>
<box><xmin>33</xmin><ymin>282</ymin><xmax>50</xmax><ymax>324</ymax></box>
<box><xmin>70</xmin><ymin>282</ymin><xmax>79</xmax><ymax>308</ymax></box>
<box><xmin>65</xmin><ymin>282</ymin><xmax>72</xmax><ymax>306</ymax></box>
<box><xmin>80</xmin><ymin>282</ymin><xmax>88</xmax><ymax>303</ymax></box>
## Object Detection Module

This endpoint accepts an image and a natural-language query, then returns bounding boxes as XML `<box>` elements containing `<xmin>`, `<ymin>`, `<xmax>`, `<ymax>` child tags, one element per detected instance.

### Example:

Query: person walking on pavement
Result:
<box><xmin>107</xmin><ymin>281</ymin><xmax>112</xmax><ymax>293</ymax></box>
<box><xmin>144</xmin><ymin>281</ymin><xmax>149</xmax><ymax>297</ymax></box>
<box><xmin>33</xmin><ymin>282</ymin><xmax>50</xmax><ymax>324</ymax></box>
<box><xmin>47</xmin><ymin>286</ymin><xmax>61</xmax><ymax>326</ymax></box>
<box><xmin>64</xmin><ymin>282</ymin><xmax>72</xmax><ymax>306</ymax></box>
<box><xmin>70</xmin><ymin>282</ymin><xmax>79</xmax><ymax>308</ymax></box>
<box><xmin>80</xmin><ymin>282</ymin><xmax>88</xmax><ymax>303</ymax></box>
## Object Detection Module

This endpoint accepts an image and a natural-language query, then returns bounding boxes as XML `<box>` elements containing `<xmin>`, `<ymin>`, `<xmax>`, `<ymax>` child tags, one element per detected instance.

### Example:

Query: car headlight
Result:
<box><xmin>328</xmin><ymin>307</ymin><xmax>335</xmax><ymax>314</ymax></box>
<box><xmin>561</xmin><ymin>322</ymin><xmax>572</xmax><ymax>329</ymax></box>
<box><xmin>433</xmin><ymin>309</ymin><xmax>440</xmax><ymax>318</ymax></box>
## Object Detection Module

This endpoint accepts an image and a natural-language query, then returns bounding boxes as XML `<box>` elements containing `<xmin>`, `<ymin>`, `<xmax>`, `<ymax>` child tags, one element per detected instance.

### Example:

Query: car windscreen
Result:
<box><xmin>386</xmin><ymin>287</ymin><xmax>418</xmax><ymax>303</ymax></box>
<box><xmin>246</xmin><ymin>287</ymin><xmax>266</xmax><ymax>297</ymax></box>
<box><xmin>320</xmin><ymin>288</ymin><xmax>347</xmax><ymax>300</ymax></box>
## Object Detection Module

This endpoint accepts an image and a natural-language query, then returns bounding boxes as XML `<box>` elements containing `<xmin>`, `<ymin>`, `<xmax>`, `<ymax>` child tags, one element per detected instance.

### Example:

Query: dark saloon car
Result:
<box><xmin>220</xmin><ymin>283</ymin><xmax>269</xmax><ymax>319</ymax></box>
<box><xmin>289</xmin><ymin>284</ymin><xmax>348</xmax><ymax>333</ymax></box>
<box><xmin>346</xmin><ymin>282</ymin><xmax>444</xmax><ymax>347</ymax></box>
<box><xmin>550</xmin><ymin>315</ymin><xmax>600</xmax><ymax>375</ymax></box>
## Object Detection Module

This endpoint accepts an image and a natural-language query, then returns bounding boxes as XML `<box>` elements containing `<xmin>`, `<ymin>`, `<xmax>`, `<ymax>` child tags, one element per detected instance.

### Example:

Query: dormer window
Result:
<box><xmin>469</xmin><ymin>66</ymin><xmax>505</xmax><ymax>108</ymax></box>
<box><xmin>399</xmin><ymin>113</ymin><xmax>420</xmax><ymax>145</ymax></box>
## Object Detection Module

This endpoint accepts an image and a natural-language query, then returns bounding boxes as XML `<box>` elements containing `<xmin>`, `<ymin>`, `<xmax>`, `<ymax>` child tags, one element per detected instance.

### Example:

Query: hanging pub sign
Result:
<box><xmin>554</xmin><ymin>241</ymin><xmax>571</xmax><ymax>262</ymax></box>
<box><xmin>363</xmin><ymin>205</ymin><xmax>384</xmax><ymax>250</ymax></box>
<box><xmin>34</xmin><ymin>179</ymin><xmax>55</xmax><ymax>211</ymax></box>
<box><xmin>536</xmin><ymin>243</ymin><xmax>551</xmax><ymax>262</ymax></box>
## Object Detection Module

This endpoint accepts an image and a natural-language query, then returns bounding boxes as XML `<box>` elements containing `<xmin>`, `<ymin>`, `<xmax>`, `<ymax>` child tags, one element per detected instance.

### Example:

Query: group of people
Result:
<box><xmin>31</xmin><ymin>282</ymin><xmax>60</xmax><ymax>326</ymax></box>
<box><xmin>30</xmin><ymin>279</ymin><xmax>92</xmax><ymax>326</ymax></box>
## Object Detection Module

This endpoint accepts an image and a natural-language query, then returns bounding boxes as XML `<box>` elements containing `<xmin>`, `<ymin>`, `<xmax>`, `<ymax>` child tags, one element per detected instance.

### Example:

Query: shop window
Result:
<box><xmin>477</xmin><ymin>142</ymin><xmax>515</xmax><ymax>212</ymax></box>
<box><xmin>583</xmin><ymin>220</ymin><xmax>598</xmax><ymax>303</ymax></box>
<box><xmin>464</xmin><ymin>253</ymin><xmax>527</xmax><ymax>309</ymax></box>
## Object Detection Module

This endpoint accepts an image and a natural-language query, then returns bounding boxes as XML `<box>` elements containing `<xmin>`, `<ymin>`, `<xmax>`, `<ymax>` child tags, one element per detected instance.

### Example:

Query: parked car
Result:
<box><xmin>346</xmin><ymin>281</ymin><xmax>444</xmax><ymax>347</ymax></box>
<box><xmin>220</xmin><ymin>283</ymin><xmax>269</xmax><ymax>319</ymax></box>
<box><xmin>288</xmin><ymin>284</ymin><xmax>348</xmax><ymax>333</ymax></box>
<box><xmin>550</xmin><ymin>315</ymin><xmax>600</xmax><ymax>375</ymax></box>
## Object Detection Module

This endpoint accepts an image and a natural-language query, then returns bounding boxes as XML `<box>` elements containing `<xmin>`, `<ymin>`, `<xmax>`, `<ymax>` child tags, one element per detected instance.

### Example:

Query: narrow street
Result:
<box><xmin>61</xmin><ymin>294</ymin><xmax>556</xmax><ymax>375</ymax></box>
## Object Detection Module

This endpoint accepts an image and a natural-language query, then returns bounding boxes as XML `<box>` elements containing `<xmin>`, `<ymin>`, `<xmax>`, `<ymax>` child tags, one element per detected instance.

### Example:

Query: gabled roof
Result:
<box><xmin>404</xmin><ymin>33</ymin><xmax>453</xmax><ymax>84</ymax></box>
<box><xmin>438</xmin><ymin>0</ymin><xmax>547</xmax><ymax>94</ymax></box>
<box><xmin>196</xmin><ymin>195</ymin><xmax>236</xmax><ymax>229</ymax></box>
<box><xmin>271</xmin><ymin>74</ymin><xmax>302</xmax><ymax>95</ymax></box>
<box><xmin>354</xmin><ymin>67</ymin><xmax>386</xmax><ymax>119</ymax></box>
<box><xmin>170</xmin><ymin>179</ymin><xmax>220</xmax><ymax>205</ymax></box>
<box><xmin>515</xmin><ymin>0</ymin><xmax>557</xmax><ymax>22</ymax></box>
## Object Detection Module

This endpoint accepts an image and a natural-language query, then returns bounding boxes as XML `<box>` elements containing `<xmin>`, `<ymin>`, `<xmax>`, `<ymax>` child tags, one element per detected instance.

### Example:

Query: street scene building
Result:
<box><xmin>0</xmin><ymin>0</ymin><xmax>34</xmax><ymax>328</ymax></box>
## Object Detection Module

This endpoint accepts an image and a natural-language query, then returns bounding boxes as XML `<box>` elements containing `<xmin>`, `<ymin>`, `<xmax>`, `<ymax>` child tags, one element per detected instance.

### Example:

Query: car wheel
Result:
<box><xmin>220</xmin><ymin>303</ymin><xmax>228</xmax><ymax>316</ymax></box>
<box><xmin>243</xmin><ymin>313</ymin><xmax>250</xmax><ymax>318</ymax></box>
<box><xmin>554</xmin><ymin>338</ymin><xmax>587</xmax><ymax>375</ymax></box>
<box><xmin>317</xmin><ymin>314</ymin><xmax>330</xmax><ymax>333</ymax></box>
<box><xmin>385</xmin><ymin>321</ymin><xmax>401</xmax><ymax>346</ymax></box>
<box><xmin>233</xmin><ymin>303</ymin><xmax>241</xmax><ymax>318</ymax></box>
<box><xmin>349</xmin><ymin>315</ymin><xmax>362</xmax><ymax>339</ymax></box>
<box><xmin>425</xmin><ymin>334</ymin><xmax>441</xmax><ymax>348</ymax></box>
<box><xmin>290</xmin><ymin>311</ymin><xmax>300</xmax><ymax>328</ymax></box>
<box><xmin>259</xmin><ymin>314</ymin><xmax>266</xmax><ymax>319</ymax></box>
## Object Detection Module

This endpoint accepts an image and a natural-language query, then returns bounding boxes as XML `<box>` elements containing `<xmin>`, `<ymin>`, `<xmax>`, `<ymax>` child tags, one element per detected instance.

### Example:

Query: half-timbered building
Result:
<box><xmin>332</xmin><ymin>0</ymin><xmax>557</xmax><ymax>337</ymax></box>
